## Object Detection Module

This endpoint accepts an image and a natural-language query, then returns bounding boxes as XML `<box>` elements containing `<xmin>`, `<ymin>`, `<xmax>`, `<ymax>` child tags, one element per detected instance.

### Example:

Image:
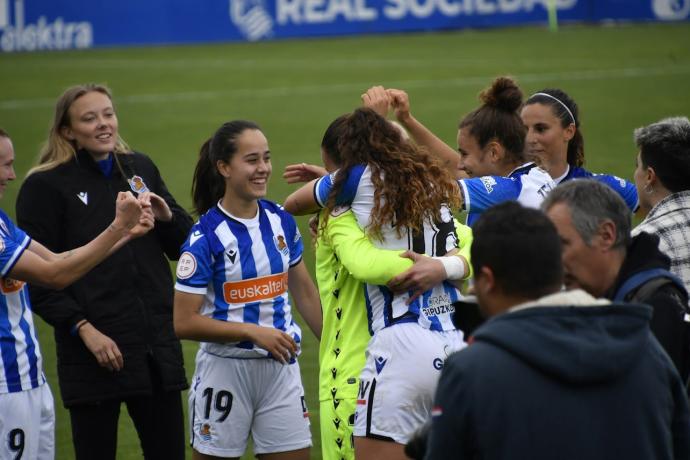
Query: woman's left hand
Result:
<box><xmin>139</xmin><ymin>191</ymin><xmax>173</xmax><ymax>222</ymax></box>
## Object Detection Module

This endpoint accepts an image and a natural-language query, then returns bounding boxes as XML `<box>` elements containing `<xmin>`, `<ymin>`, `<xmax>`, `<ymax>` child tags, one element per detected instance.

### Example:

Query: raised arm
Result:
<box><xmin>385</xmin><ymin>88</ymin><xmax>463</xmax><ymax>174</ymax></box>
<box><xmin>10</xmin><ymin>191</ymin><xmax>142</xmax><ymax>290</ymax></box>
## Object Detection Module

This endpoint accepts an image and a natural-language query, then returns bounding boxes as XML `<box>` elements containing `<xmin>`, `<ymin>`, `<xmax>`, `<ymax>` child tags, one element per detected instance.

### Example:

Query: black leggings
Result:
<box><xmin>69</xmin><ymin>387</ymin><xmax>185</xmax><ymax>460</ymax></box>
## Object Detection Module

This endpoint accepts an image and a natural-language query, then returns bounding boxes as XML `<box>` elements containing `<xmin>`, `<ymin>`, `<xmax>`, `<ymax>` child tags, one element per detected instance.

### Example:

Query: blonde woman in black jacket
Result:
<box><xmin>16</xmin><ymin>83</ymin><xmax>192</xmax><ymax>460</ymax></box>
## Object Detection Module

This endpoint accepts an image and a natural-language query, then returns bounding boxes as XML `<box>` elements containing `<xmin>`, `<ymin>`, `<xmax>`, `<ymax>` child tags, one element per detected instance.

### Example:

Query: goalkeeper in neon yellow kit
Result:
<box><xmin>315</xmin><ymin>209</ymin><xmax>472</xmax><ymax>460</ymax></box>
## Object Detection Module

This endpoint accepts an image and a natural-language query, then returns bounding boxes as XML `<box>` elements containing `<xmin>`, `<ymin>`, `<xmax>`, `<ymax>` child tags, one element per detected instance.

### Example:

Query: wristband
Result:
<box><xmin>433</xmin><ymin>256</ymin><xmax>466</xmax><ymax>281</ymax></box>
<box><xmin>71</xmin><ymin>319</ymin><xmax>89</xmax><ymax>336</ymax></box>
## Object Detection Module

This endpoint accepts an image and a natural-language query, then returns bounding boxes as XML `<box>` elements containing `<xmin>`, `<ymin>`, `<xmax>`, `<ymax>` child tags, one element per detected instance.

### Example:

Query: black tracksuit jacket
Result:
<box><xmin>16</xmin><ymin>150</ymin><xmax>192</xmax><ymax>406</ymax></box>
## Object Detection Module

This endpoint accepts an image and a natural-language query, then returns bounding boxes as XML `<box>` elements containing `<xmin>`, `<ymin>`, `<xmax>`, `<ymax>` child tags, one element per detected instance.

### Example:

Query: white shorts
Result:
<box><xmin>189</xmin><ymin>350</ymin><xmax>312</xmax><ymax>457</ymax></box>
<box><xmin>0</xmin><ymin>383</ymin><xmax>55</xmax><ymax>460</ymax></box>
<box><xmin>354</xmin><ymin>323</ymin><xmax>465</xmax><ymax>444</ymax></box>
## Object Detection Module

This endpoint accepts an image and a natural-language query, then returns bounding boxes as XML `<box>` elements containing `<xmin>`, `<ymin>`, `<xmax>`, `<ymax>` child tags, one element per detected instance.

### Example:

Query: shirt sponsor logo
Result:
<box><xmin>176</xmin><ymin>252</ymin><xmax>197</xmax><ymax>280</ymax></box>
<box><xmin>223</xmin><ymin>272</ymin><xmax>288</xmax><ymax>304</ymax></box>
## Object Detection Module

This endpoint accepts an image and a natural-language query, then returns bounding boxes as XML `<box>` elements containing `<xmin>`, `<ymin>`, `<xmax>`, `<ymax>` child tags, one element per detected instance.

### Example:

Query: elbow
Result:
<box><xmin>283</xmin><ymin>195</ymin><xmax>299</xmax><ymax>215</ymax></box>
<box><xmin>43</xmin><ymin>272</ymin><xmax>71</xmax><ymax>290</ymax></box>
<box><xmin>173</xmin><ymin>316</ymin><xmax>189</xmax><ymax>339</ymax></box>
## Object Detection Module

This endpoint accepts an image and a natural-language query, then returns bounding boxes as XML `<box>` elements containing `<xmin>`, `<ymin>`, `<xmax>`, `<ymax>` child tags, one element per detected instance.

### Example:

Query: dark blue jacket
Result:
<box><xmin>425</xmin><ymin>296</ymin><xmax>690</xmax><ymax>460</ymax></box>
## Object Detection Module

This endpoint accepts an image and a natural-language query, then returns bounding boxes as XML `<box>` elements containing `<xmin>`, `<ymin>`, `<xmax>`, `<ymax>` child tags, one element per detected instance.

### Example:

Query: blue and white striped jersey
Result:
<box><xmin>0</xmin><ymin>209</ymin><xmax>44</xmax><ymax>394</ymax></box>
<box><xmin>175</xmin><ymin>200</ymin><xmax>304</xmax><ymax>359</ymax></box>
<box><xmin>561</xmin><ymin>166</ymin><xmax>639</xmax><ymax>212</ymax></box>
<box><xmin>314</xmin><ymin>165</ymin><xmax>463</xmax><ymax>333</ymax></box>
<box><xmin>459</xmin><ymin>163</ymin><xmax>556</xmax><ymax>227</ymax></box>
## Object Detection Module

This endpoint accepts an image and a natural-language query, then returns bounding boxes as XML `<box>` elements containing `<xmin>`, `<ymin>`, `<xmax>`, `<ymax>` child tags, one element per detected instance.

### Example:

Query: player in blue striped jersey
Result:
<box><xmin>522</xmin><ymin>88</ymin><xmax>639</xmax><ymax>211</ymax></box>
<box><xmin>173</xmin><ymin>121</ymin><xmax>321</xmax><ymax>460</ymax></box>
<box><xmin>285</xmin><ymin>110</ymin><xmax>467</xmax><ymax>460</ymax></box>
<box><xmin>0</xmin><ymin>129</ymin><xmax>144</xmax><ymax>460</ymax></box>
<box><xmin>363</xmin><ymin>79</ymin><xmax>557</xmax><ymax>228</ymax></box>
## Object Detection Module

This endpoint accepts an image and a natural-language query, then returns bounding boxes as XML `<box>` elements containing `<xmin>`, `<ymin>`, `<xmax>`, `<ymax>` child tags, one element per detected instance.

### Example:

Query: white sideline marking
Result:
<box><xmin>2</xmin><ymin>65</ymin><xmax>690</xmax><ymax>111</ymax></box>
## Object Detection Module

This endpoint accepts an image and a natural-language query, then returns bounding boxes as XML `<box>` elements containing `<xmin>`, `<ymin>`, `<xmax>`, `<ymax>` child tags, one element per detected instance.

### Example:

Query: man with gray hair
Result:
<box><xmin>632</xmin><ymin>116</ymin><xmax>690</xmax><ymax>289</ymax></box>
<box><xmin>542</xmin><ymin>179</ymin><xmax>690</xmax><ymax>384</ymax></box>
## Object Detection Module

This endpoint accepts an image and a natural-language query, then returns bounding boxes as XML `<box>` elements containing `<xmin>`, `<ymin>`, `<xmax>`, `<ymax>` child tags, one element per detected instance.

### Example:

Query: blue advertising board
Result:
<box><xmin>0</xmin><ymin>0</ymin><xmax>688</xmax><ymax>52</ymax></box>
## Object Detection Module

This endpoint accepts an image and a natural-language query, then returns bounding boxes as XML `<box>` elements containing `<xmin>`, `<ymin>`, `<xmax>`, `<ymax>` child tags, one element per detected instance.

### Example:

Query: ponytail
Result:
<box><xmin>192</xmin><ymin>139</ymin><xmax>224</xmax><ymax>216</ymax></box>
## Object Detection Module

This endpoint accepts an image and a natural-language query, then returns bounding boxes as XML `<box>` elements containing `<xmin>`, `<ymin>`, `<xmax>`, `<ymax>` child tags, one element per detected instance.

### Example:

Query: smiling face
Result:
<box><xmin>0</xmin><ymin>135</ymin><xmax>16</xmax><ymax>200</ymax></box>
<box><xmin>456</xmin><ymin>127</ymin><xmax>495</xmax><ymax>178</ymax></box>
<box><xmin>219</xmin><ymin>129</ymin><xmax>272</xmax><ymax>205</ymax></box>
<box><xmin>61</xmin><ymin>91</ymin><xmax>118</xmax><ymax>160</ymax></box>
<box><xmin>521</xmin><ymin>103</ymin><xmax>574</xmax><ymax>174</ymax></box>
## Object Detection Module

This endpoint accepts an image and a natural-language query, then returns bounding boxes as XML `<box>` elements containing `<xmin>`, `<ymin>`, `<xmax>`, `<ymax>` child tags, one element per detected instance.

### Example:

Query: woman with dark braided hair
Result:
<box><xmin>285</xmin><ymin>107</ymin><xmax>470</xmax><ymax>460</ymax></box>
<box><xmin>521</xmin><ymin>88</ymin><xmax>639</xmax><ymax>211</ymax></box>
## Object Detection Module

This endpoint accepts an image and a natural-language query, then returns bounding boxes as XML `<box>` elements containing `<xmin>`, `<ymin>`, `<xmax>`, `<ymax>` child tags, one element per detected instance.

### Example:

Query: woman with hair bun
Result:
<box><xmin>521</xmin><ymin>88</ymin><xmax>639</xmax><ymax>211</ymax></box>
<box><xmin>372</xmin><ymin>77</ymin><xmax>556</xmax><ymax>226</ymax></box>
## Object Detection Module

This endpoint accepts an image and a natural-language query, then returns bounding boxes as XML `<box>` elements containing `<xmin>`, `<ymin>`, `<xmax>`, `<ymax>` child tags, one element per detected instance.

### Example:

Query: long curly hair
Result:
<box><xmin>320</xmin><ymin>108</ymin><xmax>460</xmax><ymax>241</ymax></box>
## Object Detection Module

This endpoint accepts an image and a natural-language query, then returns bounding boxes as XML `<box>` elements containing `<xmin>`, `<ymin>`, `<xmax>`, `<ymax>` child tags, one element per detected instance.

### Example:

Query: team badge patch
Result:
<box><xmin>128</xmin><ymin>175</ymin><xmax>149</xmax><ymax>194</ymax></box>
<box><xmin>274</xmin><ymin>235</ymin><xmax>289</xmax><ymax>256</ymax></box>
<box><xmin>199</xmin><ymin>423</ymin><xmax>212</xmax><ymax>442</ymax></box>
<box><xmin>176</xmin><ymin>252</ymin><xmax>197</xmax><ymax>279</ymax></box>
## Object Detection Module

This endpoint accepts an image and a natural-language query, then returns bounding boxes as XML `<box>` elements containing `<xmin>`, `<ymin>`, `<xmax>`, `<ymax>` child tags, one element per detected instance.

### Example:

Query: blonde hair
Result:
<box><xmin>28</xmin><ymin>83</ymin><xmax>131</xmax><ymax>175</ymax></box>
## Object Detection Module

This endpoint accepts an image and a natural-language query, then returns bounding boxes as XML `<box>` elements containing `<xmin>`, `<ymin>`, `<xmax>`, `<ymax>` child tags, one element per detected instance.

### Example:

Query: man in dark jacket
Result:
<box><xmin>543</xmin><ymin>179</ymin><xmax>690</xmax><ymax>383</ymax></box>
<box><xmin>424</xmin><ymin>202</ymin><xmax>690</xmax><ymax>460</ymax></box>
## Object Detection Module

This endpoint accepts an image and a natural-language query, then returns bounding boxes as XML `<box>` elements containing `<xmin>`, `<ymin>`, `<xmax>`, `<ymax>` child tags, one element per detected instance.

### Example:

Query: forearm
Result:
<box><xmin>173</xmin><ymin>307</ymin><xmax>258</xmax><ymax>343</ymax></box>
<box><xmin>42</xmin><ymin>223</ymin><xmax>130</xmax><ymax>289</ymax></box>
<box><xmin>284</xmin><ymin>179</ymin><xmax>320</xmax><ymax>215</ymax></box>
<box><xmin>398</xmin><ymin>114</ymin><xmax>461</xmax><ymax>170</ymax></box>
<box><xmin>328</xmin><ymin>212</ymin><xmax>413</xmax><ymax>284</ymax></box>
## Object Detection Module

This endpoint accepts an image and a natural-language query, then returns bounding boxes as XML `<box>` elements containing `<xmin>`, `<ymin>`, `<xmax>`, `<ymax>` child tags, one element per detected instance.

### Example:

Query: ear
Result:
<box><xmin>61</xmin><ymin>125</ymin><xmax>75</xmax><ymax>141</ymax></box>
<box><xmin>595</xmin><ymin>220</ymin><xmax>618</xmax><ymax>251</ymax></box>
<box><xmin>216</xmin><ymin>159</ymin><xmax>232</xmax><ymax>179</ymax></box>
<box><xmin>563</xmin><ymin>123</ymin><xmax>576</xmax><ymax>143</ymax></box>
<box><xmin>476</xmin><ymin>266</ymin><xmax>496</xmax><ymax>295</ymax></box>
<box><xmin>487</xmin><ymin>140</ymin><xmax>505</xmax><ymax>163</ymax></box>
<box><xmin>644</xmin><ymin>164</ymin><xmax>658</xmax><ymax>187</ymax></box>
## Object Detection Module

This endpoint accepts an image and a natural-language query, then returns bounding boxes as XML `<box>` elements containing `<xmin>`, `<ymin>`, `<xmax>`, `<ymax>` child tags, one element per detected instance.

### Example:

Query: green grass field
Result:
<box><xmin>1</xmin><ymin>22</ymin><xmax>689</xmax><ymax>459</ymax></box>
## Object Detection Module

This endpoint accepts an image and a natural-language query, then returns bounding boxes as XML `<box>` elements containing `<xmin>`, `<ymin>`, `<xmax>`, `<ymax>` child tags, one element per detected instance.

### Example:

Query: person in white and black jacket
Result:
<box><xmin>16</xmin><ymin>83</ymin><xmax>192</xmax><ymax>460</ymax></box>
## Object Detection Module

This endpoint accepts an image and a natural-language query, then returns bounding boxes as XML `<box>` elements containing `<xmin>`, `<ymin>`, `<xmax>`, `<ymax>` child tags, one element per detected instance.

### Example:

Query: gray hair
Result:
<box><xmin>634</xmin><ymin>116</ymin><xmax>690</xmax><ymax>193</ymax></box>
<box><xmin>634</xmin><ymin>116</ymin><xmax>690</xmax><ymax>148</ymax></box>
<box><xmin>541</xmin><ymin>180</ymin><xmax>631</xmax><ymax>249</ymax></box>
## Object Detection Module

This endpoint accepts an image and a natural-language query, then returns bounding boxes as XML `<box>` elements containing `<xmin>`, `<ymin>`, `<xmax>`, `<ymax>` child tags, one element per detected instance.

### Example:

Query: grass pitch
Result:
<box><xmin>1</xmin><ymin>22</ymin><xmax>690</xmax><ymax>459</ymax></box>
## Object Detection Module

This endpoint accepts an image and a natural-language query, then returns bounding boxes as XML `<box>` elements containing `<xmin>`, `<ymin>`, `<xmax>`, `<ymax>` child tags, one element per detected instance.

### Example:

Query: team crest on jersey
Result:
<box><xmin>1</xmin><ymin>278</ymin><xmax>25</xmax><ymax>294</ymax></box>
<box><xmin>274</xmin><ymin>235</ymin><xmax>289</xmax><ymax>256</ymax></box>
<box><xmin>176</xmin><ymin>252</ymin><xmax>197</xmax><ymax>280</ymax></box>
<box><xmin>127</xmin><ymin>175</ymin><xmax>149</xmax><ymax>194</ymax></box>
<box><xmin>199</xmin><ymin>423</ymin><xmax>212</xmax><ymax>441</ymax></box>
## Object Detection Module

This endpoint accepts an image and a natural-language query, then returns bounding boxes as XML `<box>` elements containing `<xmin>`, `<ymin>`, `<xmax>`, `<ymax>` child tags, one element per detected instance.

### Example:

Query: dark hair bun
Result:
<box><xmin>480</xmin><ymin>76</ymin><xmax>523</xmax><ymax>113</ymax></box>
